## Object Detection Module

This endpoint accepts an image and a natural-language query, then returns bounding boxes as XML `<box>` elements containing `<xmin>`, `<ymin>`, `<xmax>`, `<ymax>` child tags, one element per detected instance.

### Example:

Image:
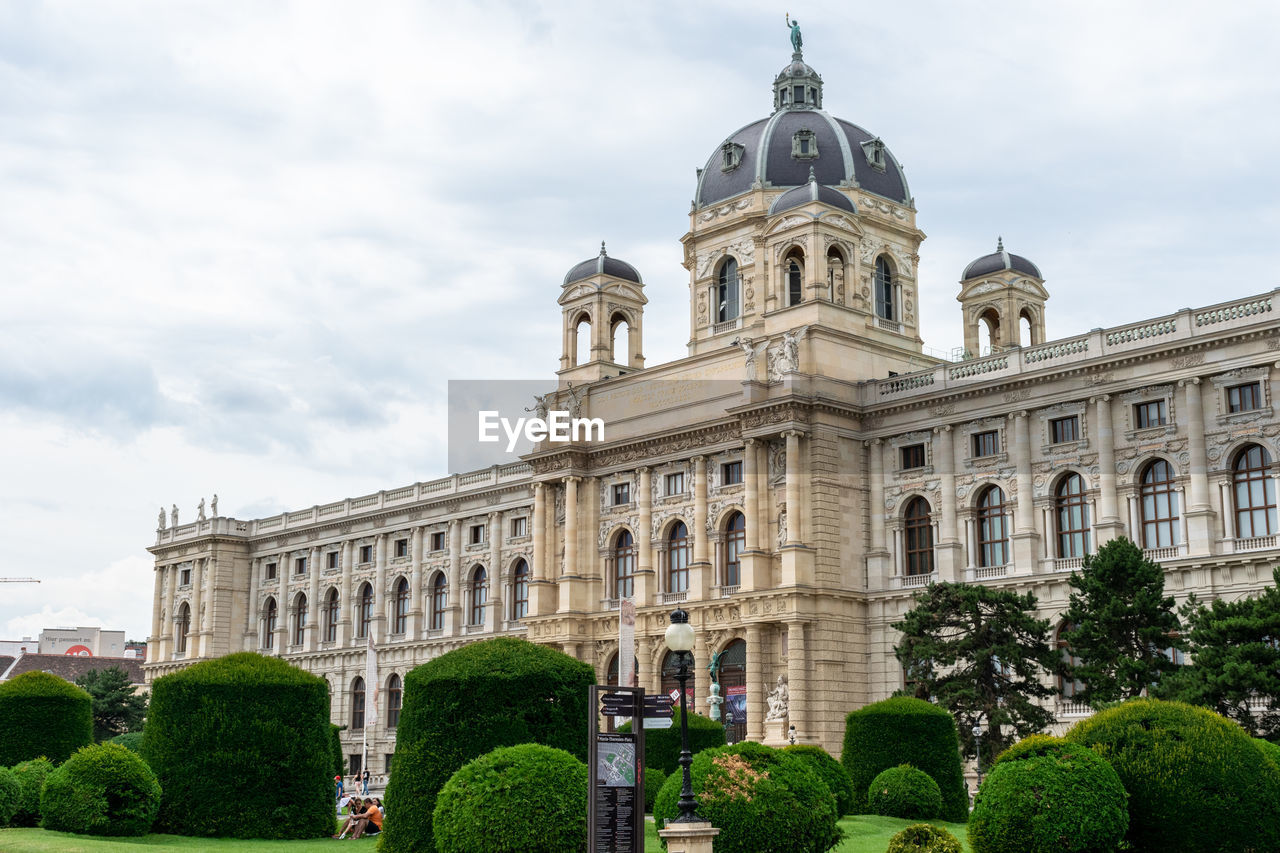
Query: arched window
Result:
<box><xmin>356</xmin><ymin>583</ymin><xmax>373</xmax><ymax>639</ymax></box>
<box><xmin>614</xmin><ymin>530</ymin><xmax>635</xmax><ymax>599</ymax></box>
<box><xmin>718</xmin><ymin>639</ymin><xmax>747</xmax><ymax>744</ymax></box>
<box><xmin>904</xmin><ymin>498</ymin><xmax>934</xmax><ymax>576</ymax></box>
<box><xmin>976</xmin><ymin>486</ymin><xmax>1008</xmax><ymax>568</ymax></box>
<box><xmin>1055</xmin><ymin>473</ymin><xmax>1091</xmax><ymax>558</ymax></box>
<box><xmin>1140</xmin><ymin>459</ymin><xmax>1180</xmax><ymax>549</ymax></box>
<box><xmin>1233</xmin><ymin>444</ymin><xmax>1276</xmax><ymax>539</ymax></box>
<box><xmin>263</xmin><ymin>597</ymin><xmax>277</xmax><ymax>649</ymax></box>
<box><xmin>430</xmin><ymin>573</ymin><xmax>447</xmax><ymax>631</ymax></box>
<box><xmin>978</xmin><ymin>308</ymin><xmax>1000</xmax><ymax>355</ymax></box>
<box><xmin>324</xmin><ymin>588</ymin><xmax>339</xmax><ymax>643</ymax></box>
<box><xmin>386</xmin><ymin>673</ymin><xmax>402</xmax><ymax>729</ymax></box>
<box><xmin>470</xmin><ymin>566</ymin><xmax>488</xmax><ymax>626</ymax></box>
<box><xmin>717</xmin><ymin>257</ymin><xmax>740</xmax><ymax>322</ymax></box>
<box><xmin>1019</xmin><ymin>309</ymin><xmax>1035</xmax><ymax>346</ymax></box>
<box><xmin>668</xmin><ymin>521</ymin><xmax>690</xmax><ymax>593</ymax></box>
<box><xmin>787</xmin><ymin>255</ymin><xmax>804</xmax><ymax>306</ymax></box>
<box><xmin>176</xmin><ymin>603</ymin><xmax>190</xmax><ymax>655</ymax></box>
<box><xmin>351</xmin><ymin>676</ymin><xmax>365</xmax><ymax>730</ymax></box>
<box><xmin>511</xmin><ymin>560</ymin><xmax>529</xmax><ymax>620</ymax></box>
<box><xmin>393</xmin><ymin>577</ymin><xmax>410</xmax><ymax>635</ymax></box>
<box><xmin>725</xmin><ymin>512</ymin><xmax>745</xmax><ymax>587</ymax></box>
<box><xmin>826</xmin><ymin>247</ymin><xmax>845</xmax><ymax>301</ymax></box>
<box><xmin>611</xmin><ymin>312</ymin><xmax>630</xmax><ymax>363</ymax></box>
<box><xmin>875</xmin><ymin>256</ymin><xmax>894</xmax><ymax>320</ymax></box>
<box><xmin>1057</xmin><ymin>623</ymin><xmax>1085</xmax><ymax>699</ymax></box>
<box><xmin>292</xmin><ymin>592</ymin><xmax>307</xmax><ymax>646</ymax></box>
<box><xmin>574</xmin><ymin>313</ymin><xmax>591</xmax><ymax>366</ymax></box>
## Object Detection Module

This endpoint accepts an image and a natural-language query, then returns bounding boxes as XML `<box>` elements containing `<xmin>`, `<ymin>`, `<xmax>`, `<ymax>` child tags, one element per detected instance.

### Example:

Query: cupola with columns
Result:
<box><xmin>558</xmin><ymin>242</ymin><xmax>647</xmax><ymax>384</ymax></box>
<box><xmin>957</xmin><ymin>237</ymin><xmax>1049</xmax><ymax>358</ymax></box>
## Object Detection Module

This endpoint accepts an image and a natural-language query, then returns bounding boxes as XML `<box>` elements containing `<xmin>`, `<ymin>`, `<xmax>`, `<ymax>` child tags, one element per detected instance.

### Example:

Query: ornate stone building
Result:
<box><xmin>145</xmin><ymin>39</ymin><xmax>1280</xmax><ymax>776</ymax></box>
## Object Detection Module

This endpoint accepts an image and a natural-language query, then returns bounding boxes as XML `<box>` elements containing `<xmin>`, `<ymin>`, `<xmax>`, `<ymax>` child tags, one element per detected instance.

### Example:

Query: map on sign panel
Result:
<box><xmin>597</xmin><ymin>741</ymin><xmax>636</xmax><ymax>788</ymax></box>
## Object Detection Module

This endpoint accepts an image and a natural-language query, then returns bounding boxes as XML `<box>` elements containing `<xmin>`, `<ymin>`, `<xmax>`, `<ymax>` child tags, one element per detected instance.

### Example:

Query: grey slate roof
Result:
<box><xmin>696</xmin><ymin>111</ymin><xmax>911</xmax><ymax>208</ymax></box>
<box><xmin>962</xmin><ymin>238</ymin><xmax>1043</xmax><ymax>280</ymax></box>
<box><xmin>563</xmin><ymin>244</ymin><xmax>643</xmax><ymax>286</ymax></box>
<box><xmin>768</xmin><ymin>175</ymin><xmax>857</xmax><ymax>216</ymax></box>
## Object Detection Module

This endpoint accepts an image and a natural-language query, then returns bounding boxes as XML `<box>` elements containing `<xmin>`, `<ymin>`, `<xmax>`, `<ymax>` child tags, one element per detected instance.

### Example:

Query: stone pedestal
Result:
<box><xmin>763</xmin><ymin>717</ymin><xmax>789</xmax><ymax>747</ymax></box>
<box><xmin>658</xmin><ymin>821</ymin><xmax>720</xmax><ymax>853</ymax></box>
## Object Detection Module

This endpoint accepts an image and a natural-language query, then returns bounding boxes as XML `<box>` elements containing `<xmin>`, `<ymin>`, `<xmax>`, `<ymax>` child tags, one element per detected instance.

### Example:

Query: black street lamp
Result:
<box><xmin>665</xmin><ymin>607</ymin><xmax>701</xmax><ymax>823</ymax></box>
<box><xmin>972</xmin><ymin>722</ymin><xmax>984</xmax><ymax>788</ymax></box>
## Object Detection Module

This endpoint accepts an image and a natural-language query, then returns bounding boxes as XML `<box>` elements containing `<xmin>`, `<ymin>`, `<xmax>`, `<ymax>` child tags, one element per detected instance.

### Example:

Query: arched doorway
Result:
<box><xmin>718</xmin><ymin>639</ymin><xmax>747</xmax><ymax>744</ymax></box>
<box><xmin>661</xmin><ymin>650</ymin><xmax>696</xmax><ymax>710</ymax></box>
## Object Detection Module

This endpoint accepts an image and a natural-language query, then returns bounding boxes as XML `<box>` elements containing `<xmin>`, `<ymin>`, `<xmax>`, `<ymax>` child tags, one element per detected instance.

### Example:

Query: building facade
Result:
<box><xmin>145</xmin><ymin>40</ymin><xmax>1280</xmax><ymax>776</ymax></box>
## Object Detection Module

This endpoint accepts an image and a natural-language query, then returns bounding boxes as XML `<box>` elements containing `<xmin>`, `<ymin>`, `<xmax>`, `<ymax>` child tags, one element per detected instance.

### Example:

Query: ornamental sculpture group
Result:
<box><xmin>732</xmin><ymin>326</ymin><xmax>809</xmax><ymax>382</ymax></box>
<box><xmin>157</xmin><ymin>494</ymin><xmax>218</xmax><ymax>529</ymax></box>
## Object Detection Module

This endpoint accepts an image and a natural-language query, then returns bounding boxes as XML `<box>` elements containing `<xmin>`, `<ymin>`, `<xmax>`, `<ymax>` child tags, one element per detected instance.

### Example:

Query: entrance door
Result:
<box><xmin>718</xmin><ymin>639</ymin><xmax>747</xmax><ymax>744</ymax></box>
<box><xmin>660</xmin><ymin>650</ymin><xmax>696</xmax><ymax>711</ymax></box>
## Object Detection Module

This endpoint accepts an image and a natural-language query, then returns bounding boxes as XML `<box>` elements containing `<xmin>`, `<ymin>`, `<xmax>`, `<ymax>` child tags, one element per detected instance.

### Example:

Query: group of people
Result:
<box><xmin>333</xmin><ymin>771</ymin><xmax>383</xmax><ymax>839</ymax></box>
<box><xmin>337</xmin><ymin>770</ymin><xmax>372</xmax><ymax>797</ymax></box>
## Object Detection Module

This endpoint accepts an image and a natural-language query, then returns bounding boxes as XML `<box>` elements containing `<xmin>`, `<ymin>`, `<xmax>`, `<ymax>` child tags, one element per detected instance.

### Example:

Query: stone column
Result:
<box><xmin>636</xmin><ymin>467</ymin><xmax>654</xmax><ymax>605</ymax></box>
<box><xmin>373</xmin><ymin>533</ymin><xmax>387</xmax><ymax>642</ymax></box>
<box><xmin>867</xmin><ymin>439</ymin><xmax>889</xmax><ymax>589</ymax></box>
<box><xmin>786</xmin><ymin>621</ymin><xmax>808</xmax><ymax>742</ymax></box>
<box><xmin>163</xmin><ymin>564</ymin><xmax>178</xmax><ymax>659</ymax></box>
<box><xmin>756</xmin><ymin>441</ymin><xmax>770</xmax><ymax>547</ymax></box>
<box><xmin>276</xmin><ymin>552</ymin><xmax>289</xmax><ymax>654</ymax></box>
<box><xmin>545</xmin><ymin>482</ymin><xmax>558</xmax><ymax>575</ymax></box>
<box><xmin>306</xmin><ymin>545</ymin><xmax>321</xmax><ymax>650</ymax></box>
<box><xmin>1181</xmin><ymin>378</ymin><xmax>1214</xmax><ymax>554</ymax></box>
<box><xmin>934</xmin><ymin>425</ymin><xmax>961</xmax><ymax>581</ymax></box>
<box><xmin>187</xmin><ymin>558</ymin><xmax>204</xmax><ymax>658</ymax></box>
<box><xmin>532</xmin><ymin>484</ymin><xmax>546</xmax><ymax>580</ymax></box>
<box><xmin>488</xmin><ymin>511</ymin><xmax>503</xmax><ymax>628</ymax></box>
<box><xmin>744</xmin><ymin>440</ymin><xmax>760</xmax><ymax>550</ymax></box>
<box><xmin>409</xmin><ymin>526</ymin><xmax>424</xmax><ymax>638</ymax></box>
<box><xmin>150</xmin><ymin>565</ymin><xmax>163</xmax><ymax>653</ymax></box>
<box><xmin>244</xmin><ymin>557</ymin><xmax>259</xmax><ymax>652</ymax></box>
<box><xmin>745</xmin><ymin>623</ymin><xmax>765</xmax><ymax>742</ymax></box>
<box><xmin>784</xmin><ymin>431</ymin><xmax>802</xmax><ymax>545</ymax></box>
<box><xmin>447</xmin><ymin>520</ymin><xmax>462</xmax><ymax>634</ymax></box>
<box><xmin>564</xmin><ymin>476</ymin><xmax>579</xmax><ymax>575</ymax></box>
<box><xmin>338</xmin><ymin>541</ymin><xmax>354</xmax><ymax>645</ymax></box>
<box><xmin>1092</xmin><ymin>395</ymin><xmax>1123</xmax><ymax>543</ymax></box>
<box><xmin>691</xmin><ymin>456</ymin><xmax>711</xmax><ymax>599</ymax></box>
<box><xmin>1010</xmin><ymin>412</ymin><xmax>1038</xmax><ymax>570</ymax></box>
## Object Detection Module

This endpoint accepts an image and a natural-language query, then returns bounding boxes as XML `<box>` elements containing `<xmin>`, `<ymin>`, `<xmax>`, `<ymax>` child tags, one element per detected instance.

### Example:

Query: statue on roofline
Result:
<box><xmin>786</xmin><ymin>13</ymin><xmax>802</xmax><ymax>54</ymax></box>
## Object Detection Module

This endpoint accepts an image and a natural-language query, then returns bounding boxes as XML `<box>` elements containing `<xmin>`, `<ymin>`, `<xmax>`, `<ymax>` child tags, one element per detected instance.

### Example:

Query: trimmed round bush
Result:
<box><xmin>7</xmin><ymin>757</ymin><xmax>53</xmax><ymax>827</ymax></box>
<box><xmin>968</xmin><ymin>735</ymin><xmax>1127</xmax><ymax>853</ymax></box>
<box><xmin>867</xmin><ymin>764</ymin><xmax>942</xmax><ymax>820</ymax></box>
<box><xmin>618</xmin><ymin>708</ymin><xmax>726</xmax><ymax>775</ymax></box>
<box><xmin>432</xmin><ymin>744</ymin><xmax>587</xmax><ymax>853</ymax></box>
<box><xmin>381</xmin><ymin>637</ymin><xmax>596</xmax><ymax>853</ymax></box>
<box><xmin>784</xmin><ymin>744</ymin><xmax>856</xmax><ymax>816</ymax></box>
<box><xmin>644</xmin><ymin>767</ymin><xmax>667</xmax><ymax>813</ymax></box>
<box><xmin>0</xmin><ymin>766</ymin><xmax>19</xmax><ymax>826</ymax></box>
<box><xmin>1255</xmin><ymin>737</ymin><xmax>1280</xmax><ymax>771</ymax></box>
<box><xmin>842</xmin><ymin>697</ymin><xmax>968</xmax><ymax>822</ymax></box>
<box><xmin>886</xmin><ymin>823</ymin><xmax>964</xmax><ymax>853</ymax></box>
<box><xmin>39</xmin><ymin>742</ymin><xmax>160</xmax><ymax>836</ymax></box>
<box><xmin>143</xmin><ymin>652</ymin><xmax>332</xmax><ymax>839</ymax></box>
<box><xmin>654</xmin><ymin>742</ymin><xmax>841</xmax><ymax>853</ymax></box>
<box><xmin>108</xmin><ymin>731</ymin><xmax>144</xmax><ymax>753</ymax></box>
<box><xmin>0</xmin><ymin>671</ymin><xmax>92</xmax><ymax>766</ymax></box>
<box><xmin>1066</xmin><ymin>699</ymin><xmax>1280</xmax><ymax>852</ymax></box>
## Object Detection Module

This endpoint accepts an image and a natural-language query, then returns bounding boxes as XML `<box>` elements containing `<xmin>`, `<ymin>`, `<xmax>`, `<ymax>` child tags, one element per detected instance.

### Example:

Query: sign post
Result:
<box><xmin>589</xmin><ymin>685</ymin><xmax>645</xmax><ymax>853</ymax></box>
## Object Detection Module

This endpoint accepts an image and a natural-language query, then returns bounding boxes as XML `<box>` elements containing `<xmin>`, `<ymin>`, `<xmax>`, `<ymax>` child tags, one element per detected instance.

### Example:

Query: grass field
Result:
<box><xmin>5</xmin><ymin>816</ymin><xmax>970</xmax><ymax>853</ymax></box>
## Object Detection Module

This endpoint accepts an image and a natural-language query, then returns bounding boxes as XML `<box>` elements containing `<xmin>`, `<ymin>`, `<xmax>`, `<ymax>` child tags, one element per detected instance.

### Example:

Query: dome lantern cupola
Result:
<box><xmin>774</xmin><ymin>17</ymin><xmax>822</xmax><ymax>112</ymax></box>
<box><xmin>558</xmin><ymin>242</ymin><xmax>647</xmax><ymax>382</ymax></box>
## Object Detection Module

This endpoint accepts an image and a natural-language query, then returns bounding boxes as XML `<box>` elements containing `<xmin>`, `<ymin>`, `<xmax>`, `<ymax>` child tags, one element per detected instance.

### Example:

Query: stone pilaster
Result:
<box><xmin>1181</xmin><ymin>377</ymin><xmax>1214</xmax><ymax>554</ymax></box>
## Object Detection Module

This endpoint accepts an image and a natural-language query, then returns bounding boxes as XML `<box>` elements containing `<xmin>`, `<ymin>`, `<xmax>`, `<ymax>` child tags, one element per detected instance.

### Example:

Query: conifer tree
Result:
<box><xmin>74</xmin><ymin>666</ymin><xmax>147</xmax><ymax>742</ymax></box>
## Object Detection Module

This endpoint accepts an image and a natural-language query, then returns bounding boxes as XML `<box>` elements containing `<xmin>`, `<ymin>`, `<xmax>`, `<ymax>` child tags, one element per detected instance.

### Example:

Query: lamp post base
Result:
<box><xmin>658</xmin><ymin>821</ymin><xmax>720</xmax><ymax>853</ymax></box>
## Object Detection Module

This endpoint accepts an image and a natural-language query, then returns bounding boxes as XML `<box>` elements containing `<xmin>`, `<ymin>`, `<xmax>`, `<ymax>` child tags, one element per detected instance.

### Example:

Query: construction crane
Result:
<box><xmin>0</xmin><ymin>578</ymin><xmax>40</xmax><ymax>583</ymax></box>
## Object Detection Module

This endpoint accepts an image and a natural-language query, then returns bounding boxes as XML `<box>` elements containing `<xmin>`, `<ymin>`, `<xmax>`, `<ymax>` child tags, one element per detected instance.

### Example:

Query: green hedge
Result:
<box><xmin>0</xmin><ymin>766</ymin><xmax>18</xmax><ymax>826</ymax></box>
<box><xmin>867</xmin><ymin>764</ymin><xmax>942</xmax><ymax>820</ymax></box>
<box><xmin>886</xmin><ymin>823</ymin><xmax>964</xmax><ymax>853</ymax></box>
<box><xmin>432</xmin><ymin>744</ymin><xmax>588</xmax><ymax>853</ymax></box>
<box><xmin>7</xmin><ymin>757</ymin><xmax>53</xmax><ymax>827</ymax></box>
<box><xmin>842</xmin><ymin>697</ymin><xmax>968</xmax><ymax>822</ymax></box>
<box><xmin>330</xmin><ymin>724</ymin><xmax>345</xmax><ymax>779</ymax></box>
<box><xmin>143</xmin><ymin>652</ymin><xmax>333</xmax><ymax>839</ymax></box>
<box><xmin>784</xmin><ymin>744</ymin><xmax>856</xmax><ymax>816</ymax></box>
<box><xmin>644</xmin><ymin>767</ymin><xmax>667</xmax><ymax>813</ymax></box>
<box><xmin>108</xmin><ymin>731</ymin><xmax>144</xmax><ymax>753</ymax></box>
<box><xmin>653</xmin><ymin>742</ymin><xmax>841</xmax><ymax>853</ymax></box>
<box><xmin>968</xmin><ymin>735</ymin><xmax>1127</xmax><ymax>853</ymax></box>
<box><xmin>1066</xmin><ymin>699</ymin><xmax>1280</xmax><ymax>852</ymax></box>
<box><xmin>380</xmin><ymin>637</ymin><xmax>596</xmax><ymax>853</ymax></box>
<box><xmin>618</xmin><ymin>708</ymin><xmax>726</xmax><ymax>775</ymax></box>
<box><xmin>39</xmin><ymin>742</ymin><xmax>160</xmax><ymax>836</ymax></box>
<box><xmin>0</xmin><ymin>672</ymin><xmax>92</xmax><ymax>766</ymax></box>
<box><xmin>1255</xmin><ymin>737</ymin><xmax>1280</xmax><ymax>771</ymax></box>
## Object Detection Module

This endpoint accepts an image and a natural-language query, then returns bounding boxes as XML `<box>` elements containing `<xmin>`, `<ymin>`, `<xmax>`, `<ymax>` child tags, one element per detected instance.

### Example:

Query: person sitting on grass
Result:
<box><xmin>350</xmin><ymin>798</ymin><xmax>383</xmax><ymax>839</ymax></box>
<box><xmin>334</xmin><ymin>798</ymin><xmax>367</xmax><ymax>839</ymax></box>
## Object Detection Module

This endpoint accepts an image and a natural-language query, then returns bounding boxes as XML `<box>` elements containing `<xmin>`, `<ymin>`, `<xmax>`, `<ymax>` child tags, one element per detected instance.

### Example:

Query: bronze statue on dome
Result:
<box><xmin>786</xmin><ymin>13</ymin><xmax>802</xmax><ymax>55</ymax></box>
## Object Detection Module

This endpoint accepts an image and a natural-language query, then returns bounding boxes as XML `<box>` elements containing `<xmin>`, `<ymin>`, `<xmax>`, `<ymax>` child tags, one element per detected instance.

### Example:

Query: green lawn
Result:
<box><xmin>5</xmin><ymin>817</ymin><xmax>969</xmax><ymax>853</ymax></box>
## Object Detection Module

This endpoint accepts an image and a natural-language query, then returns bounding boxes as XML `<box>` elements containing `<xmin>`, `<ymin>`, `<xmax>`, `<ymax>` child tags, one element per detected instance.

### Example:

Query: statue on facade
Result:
<box><xmin>765</xmin><ymin>674</ymin><xmax>790</xmax><ymax>721</ymax></box>
<box><xmin>197</xmin><ymin>497</ymin><xmax>206</xmax><ymax>522</ymax></box>
<box><xmin>157</xmin><ymin>507</ymin><xmax>166</xmax><ymax>530</ymax></box>
<box><xmin>785</xmin><ymin>13</ymin><xmax>802</xmax><ymax>54</ymax></box>
<box><xmin>564</xmin><ymin>382</ymin><xmax>584</xmax><ymax>418</ymax></box>
<box><xmin>708</xmin><ymin>649</ymin><xmax>725</xmax><ymax>685</ymax></box>
<box><xmin>171</xmin><ymin>504</ymin><xmax>179</xmax><ymax>526</ymax></box>
<box><xmin>731</xmin><ymin>336</ymin><xmax>764</xmax><ymax>380</ymax></box>
<box><xmin>211</xmin><ymin>494</ymin><xmax>218</xmax><ymax>517</ymax></box>
<box><xmin>524</xmin><ymin>393</ymin><xmax>551</xmax><ymax>420</ymax></box>
<box><xmin>768</xmin><ymin>325</ymin><xmax>809</xmax><ymax>381</ymax></box>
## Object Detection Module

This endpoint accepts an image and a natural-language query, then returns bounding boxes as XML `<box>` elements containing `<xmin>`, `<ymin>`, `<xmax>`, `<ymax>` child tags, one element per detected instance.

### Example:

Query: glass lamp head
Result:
<box><xmin>665</xmin><ymin>608</ymin><xmax>694</xmax><ymax>652</ymax></box>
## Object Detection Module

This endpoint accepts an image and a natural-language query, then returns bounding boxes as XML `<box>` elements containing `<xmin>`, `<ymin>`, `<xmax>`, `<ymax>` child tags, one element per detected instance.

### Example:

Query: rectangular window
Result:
<box><xmin>294</xmin><ymin>557</ymin><xmax>307</xmax><ymax>575</ymax></box>
<box><xmin>359</xmin><ymin>545</ymin><xmax>373</xmax><ymax>564</ymax></box>
<box><xmin>385</xmin><ymin>754</ymin><xmax>395</xmax><ymax>774</ymax></box>
<box><xmin>510</xmin><ymin>517</ymin><xmax>527</xmax><ymax>538</ymax></box>
<box><xmin>972</xmin><ymin>431</ymin><xmax>999</xmax><ymax>457</ymax></box>
<box><xmin>1050</xmin><ymin>416</ymin><xmax>1079</xmax><ymax>444</ymax></box>
<box><xmin>1135</xmin><ymin>400</ymin><xmax>1167</xmax><ymax>429</ymax></box>
<box><xmin>612</xmin><ymin>483</ymin><xmax>631</xmax><ymax>505</ymax></box>
<box><xmin>394</xmin><ymin>538</ymin><xmax>408</xmax><ymax>558</ymax></box>
<box><xmin>180</xmin><ymin>567</ymin><xmax>191</xmax><ymax>586</ymax></box>
<box><xmin>327</xmin><ymin>551</ymin><xmax>339</xmax><ymax>570</ymax></box>
<box><xmin>265</xmin><ymin>562</ymin><xmax>277</xmax><ymax>580</ymax></box>
<box><xmin>665</xmin><ymin>472</ymin><xmax>685</xmax><ymax>496</ymax></box>
<box><xmin>722</xmin><ymin>461</ymin><xmax>743</xmax><ymax>485</ymax></box>
<box><xmin>470</xmin><ymin>525</ymin><xmax>485</xmax><ymax>545</ymax></box>
<box><xmin>431</xmin><ymin>531</ymin><xmax>446</xmax><ymax>551</ymax></box>
<box><xmin>1229</xmin><ymin>382</ymin><xmax>1262</xmax><ymax>413</ymax></box>
<box><xmin>349</xmin><ymin>754</ymin><xmax>362</xmax><ymax>777</ymax></box>
<box><xmin>901</xmin><ymin>444</ymin><xmax>925</xmax><ymax>470</ymax></box>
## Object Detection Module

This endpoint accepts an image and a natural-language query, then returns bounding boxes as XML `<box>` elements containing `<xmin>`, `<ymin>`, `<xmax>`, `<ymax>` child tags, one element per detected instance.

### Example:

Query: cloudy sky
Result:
<box><xmin>3</xmin><ymin>1</ymin><xmax>1279</xmax><ymax>642</ymax></box>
